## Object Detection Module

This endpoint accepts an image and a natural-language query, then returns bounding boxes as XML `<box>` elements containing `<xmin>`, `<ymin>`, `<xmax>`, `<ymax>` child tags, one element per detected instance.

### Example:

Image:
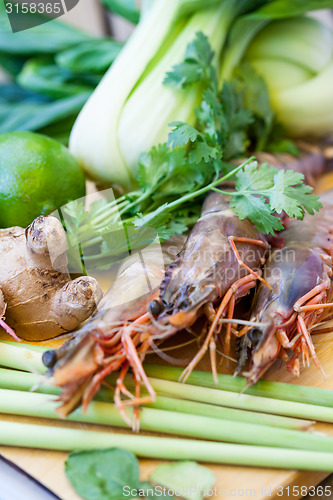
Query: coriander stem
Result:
<box><xmin>159</xmin><ymin>157</ymin><xmax>255</xmax><ymax>213</ymax></box>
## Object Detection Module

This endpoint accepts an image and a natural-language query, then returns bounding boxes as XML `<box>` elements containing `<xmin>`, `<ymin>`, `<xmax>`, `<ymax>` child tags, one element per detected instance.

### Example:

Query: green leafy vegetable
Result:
<box><xmin>65</xmin><ymin>447</ymin><xmax>178</xmax><ymax>499</ymax></box>
<box><xmin>59</xmin><ymin>33</ymin><xmax>320</xmax><ymax>271</ymax></box>
<box><xmin>17</xmin><ymin>58</ymin><xmax>95</xmax><ymax>99</ymax></box>
<box><xmin>56</xmin><ymin>40</ymin><xmax>123</xmax><ymax>74</ymax></box>
<box><xmin>65</xmin><ymin>448</ymin><xmax>139</xmax><ymax>500</ymax></box>
<box><xmin>0</xmin><ymin>2</ymin><xmax>91</xmax><ymax>55</ymax></box>
<box><xmin>102</xmin><ymin>0</ymin><xmax>141</xmax><ymax>24</ymax></box>
<box><xmin>0</xmin><ymin>3</ymin><xmax>122</xmax><ymax>141</ymax></box>
<box><xmin>164</xmin><ymin>31</ymin><xmax>215</xmax><ymax>88</ymax></box>
<box><xmin>0</xmin><ymin>93</ymin><xmax>90</xmax><ymax>135</ymax></box>
<box><xmin>150</xmin><ymin>461</ymin><xmax>215</xmax><ymax>500</ymax></box>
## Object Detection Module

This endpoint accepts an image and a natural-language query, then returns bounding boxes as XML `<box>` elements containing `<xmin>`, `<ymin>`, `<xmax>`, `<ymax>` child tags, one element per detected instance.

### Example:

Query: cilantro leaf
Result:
<box><xmin>185</xmin><ymin>31</ymin><xmax>215</xmax><ymax>70</ymax></box>
<box><xmin>138</xmin><ymin>144</ymin><xmax>170</xmax><ymax>191</ymax></box>
<box><xmin>269</xmin><ymin>169</ymin><xmax>321</xmax><ymax>217</ymax></box>
<box><xmin>167</xmin><ymin>121</ymin><xmax>201</xmax><ymax>149</ymax></box>
<box><xmin>189</xmin><ymin>141</ymin><xmax>220</xmax><ymax>164</ymax></box>
<box><xmin>230</xmin><ymin>194</ymin><xmax>284</xmax><ymax>235</ymax></box>
<box><xmin>164</xmin><ymin>32</ymin><xmax>215</xmax><ymax>88</ymax></box>
<box><xmin>230</xmin><ymin>162</ymin><xmax>322</xmax><ymax>234</ymax></box>
<box><xmin>235</xmin><ymin>161</ymin><xmax>276</xmax><ymax>192</ymax></box>
<box><xmin>164</xmin><ymin>61</ymin><xmax>204</xmax><ymax>87</ymax></box>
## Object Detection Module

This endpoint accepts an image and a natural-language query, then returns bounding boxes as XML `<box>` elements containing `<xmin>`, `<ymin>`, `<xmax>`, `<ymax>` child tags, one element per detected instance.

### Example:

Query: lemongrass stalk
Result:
<box><xmin>1</xmin><ymin>340</ymin><xmax>47</xmax><ymax>352</ymax></box>
<box><xmin>0</xmin><ymin>342</ymin><xmax>45</xmax><ymax>374</ymax></box>
<box><xmin>147</xmin><ymin>396</ymin><xmax>313</xmax><ymax>431</ymax></box>
<box><xmin>0</xmin><ymin>389</ymin><xmax>330</xmax><ymax>453</ymax></box>
<box><xmin>2</xmin><ymin>420</ymin><xmax>333</xmax><ymax>471</ymax></box>
<box><xmin>0</xmin><ymin>368</ymin><xmax>312</xmax><ymax>431</ymax></box>
<box><xmin>3</xmin><ymin>341</ymin><xmax>333</xmax><ymax>417</ymax></box>
<box><xmin>144</xmin><ymin>364</ymin><xmax>333</xmax><ymax>408</ymax></box>
<box><xmin>142</xmin><ymin>378</ymin><xmax>333</xmax><ymax>423</ymax></box>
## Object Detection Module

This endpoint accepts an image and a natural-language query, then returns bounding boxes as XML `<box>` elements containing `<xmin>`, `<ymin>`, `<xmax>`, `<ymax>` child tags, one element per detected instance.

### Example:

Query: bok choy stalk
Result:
<box><xmin>242</xmin><ymin>17</ymin><xmax>333</xmax><ymax>137</ymax></box>
<box><xmin>69</xmin><ymin>0</ymin><xmax>262</xmax><ymax>187</ymax></box>
<box><xmin>117</xmin><ymin>2</ymin><xmax>239</xmax><ymax>171</ymax></box>
<box><xmin>219</xmin><ymin>0</ymin><xmax>333</xmax><ymax>138</ymax></box>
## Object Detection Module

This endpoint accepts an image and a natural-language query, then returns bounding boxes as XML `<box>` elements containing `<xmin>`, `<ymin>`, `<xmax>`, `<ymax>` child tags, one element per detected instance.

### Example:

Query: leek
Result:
<box><xmin>2</xmin><ymin>420</ymin><xmax>333</xmax><ymax>471</ymax></box>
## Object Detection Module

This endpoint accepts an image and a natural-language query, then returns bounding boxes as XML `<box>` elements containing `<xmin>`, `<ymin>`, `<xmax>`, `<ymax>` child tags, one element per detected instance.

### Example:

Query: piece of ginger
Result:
<box><xmin>0</xmin><ymin>215</ymin><xmax>103</xmax><ymax>341</ymax></box>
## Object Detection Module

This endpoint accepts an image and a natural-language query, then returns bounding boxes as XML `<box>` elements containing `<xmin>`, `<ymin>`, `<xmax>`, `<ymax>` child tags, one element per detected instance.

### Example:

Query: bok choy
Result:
<box><xmin>69</xmin><ymin>0</ymin><xmax>266</xmax><ymax>187</ymax></box>
<box><xmin>242</xmin><ymin>17</ymin><xmax>333</xmax><ymax>137</ymax></box>
<box><xmin>70</xmin><ymin>0</ymin><xmax>333</xmax><ymax>189</ymax></box>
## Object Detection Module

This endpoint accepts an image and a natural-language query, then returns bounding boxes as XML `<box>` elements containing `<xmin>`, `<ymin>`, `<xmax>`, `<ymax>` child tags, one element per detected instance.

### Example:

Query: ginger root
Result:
<box><xmin>0</xmin><ymin>215</ymin><xmax>103</xmax><ymax>341</ymax></box>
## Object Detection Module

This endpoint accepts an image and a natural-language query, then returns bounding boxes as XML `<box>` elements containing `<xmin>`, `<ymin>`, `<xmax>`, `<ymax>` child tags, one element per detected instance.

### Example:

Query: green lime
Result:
<box><xmin>0</xmin><ymin>131</ymin><xmax>86</xmax><ymax>228</ymax></box>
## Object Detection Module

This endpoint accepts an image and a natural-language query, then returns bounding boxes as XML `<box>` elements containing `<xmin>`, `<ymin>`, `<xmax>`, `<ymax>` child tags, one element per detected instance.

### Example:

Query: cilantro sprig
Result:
<box><xmin>215</xmin><ymin>162</ymin><xmax>321</xmax><ymax>234</ymax></box>
<box><xmin>62</xmin><ymin>32</ymin><xmax>321</xmax><ymax>273</ymax></box>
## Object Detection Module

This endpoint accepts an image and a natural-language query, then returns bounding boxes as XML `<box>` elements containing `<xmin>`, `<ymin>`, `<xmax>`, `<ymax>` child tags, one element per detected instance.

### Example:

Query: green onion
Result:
<box><xmin>0</xmin><ymin>368</ymin><xmax>312</xmax><ymax>431</ymax></box>
<box><xmin>144</xmin><ymin>364</ymin><xmax>333</xmax><ymax>408</ymax></box>
<box><xmin>0</xmin><ymin>388</ymin><xmax>331</xmax><ymax>452</ymax></box>
<box><xmin>1</xmin><ymin>420</ymin><xmax>333</xmax><ymax>471</ymax></box>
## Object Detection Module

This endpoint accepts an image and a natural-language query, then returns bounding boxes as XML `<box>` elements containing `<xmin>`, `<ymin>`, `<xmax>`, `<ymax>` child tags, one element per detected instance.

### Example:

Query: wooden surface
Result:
<box><xmin>1</xmin><ymin>329</ymin><xmax>333</xmax><ymax>499</ymax></box>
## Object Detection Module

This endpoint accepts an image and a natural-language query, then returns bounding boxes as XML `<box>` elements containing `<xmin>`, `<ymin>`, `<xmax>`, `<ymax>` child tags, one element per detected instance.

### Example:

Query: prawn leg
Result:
<box><xmin>179</xmin><ymin>274</ymin><xmax>257</xmax><ymax>383</ymax></box>
<box><xmin>228</xmin><ymin>236</ymin><xmax>271</xmax><ymax>289</ymax></box>
<box><xmin>297</xmin><ymin>315</ymin><xmax>327</xmax><ymax>378</ymax></box>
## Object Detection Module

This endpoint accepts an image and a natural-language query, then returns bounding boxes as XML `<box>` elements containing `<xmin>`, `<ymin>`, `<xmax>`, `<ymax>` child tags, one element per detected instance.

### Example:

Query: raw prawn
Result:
<box><xmin>45</xmin><ymin>238</ymin><xmax>184</xmax><ymax>427</ymax></box>
<box><xmin>155</xmin><ymin>190</ymin><xmax>270</xmax><ymax>382</ymax></box>
<box><xmin>237</xmin><ymin>189</ymin><xmax>333</xmax><ymax>385</ymax></box>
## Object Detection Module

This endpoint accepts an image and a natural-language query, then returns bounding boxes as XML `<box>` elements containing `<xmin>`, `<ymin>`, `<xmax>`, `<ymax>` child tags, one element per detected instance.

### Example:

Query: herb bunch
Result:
<box><xmin>62</xmin><ymin>33</ymin><xmax>320</xmax><ymax>272</ymax></box>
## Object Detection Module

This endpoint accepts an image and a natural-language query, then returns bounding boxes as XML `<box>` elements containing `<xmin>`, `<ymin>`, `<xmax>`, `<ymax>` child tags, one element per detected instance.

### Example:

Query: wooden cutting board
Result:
<box><xmin>1</xmin><ymin>328</ymin><xmax>333</xmax><ymax>500</ymax></box>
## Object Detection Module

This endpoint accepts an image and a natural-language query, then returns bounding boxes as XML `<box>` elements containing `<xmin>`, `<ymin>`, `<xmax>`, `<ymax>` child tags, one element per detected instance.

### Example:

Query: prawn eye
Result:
<box><xmin>248</xmin><ymin>328</ymin><xmax>262</xmax><ymax>347</ymax></box>
<box><xmin>149</xmin><ymin>300</ymin><xmax>163</xmax><ymax>316</ymax></box>
<box><xmin>42</xmin><ymin>350</ymin><xmax>57</xmax><ymax>368</ymax></box>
